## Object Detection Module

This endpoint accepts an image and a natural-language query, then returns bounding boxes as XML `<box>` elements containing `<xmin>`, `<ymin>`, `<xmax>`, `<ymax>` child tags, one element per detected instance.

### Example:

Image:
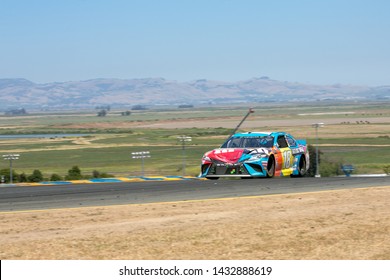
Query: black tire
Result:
<box><xmin>266</xmin><ymin>156</ymin><xmax>275</xmax><ymax>178</ymax></box>
<box><xmin>292</xmin><ymin>156</ymin><xmax>306</xmax><ymax>177</ymax></box>
<box><xmin>206</xmin><ymin>177</ymin><xmax>219</xmax><ymax>180</ymax></box>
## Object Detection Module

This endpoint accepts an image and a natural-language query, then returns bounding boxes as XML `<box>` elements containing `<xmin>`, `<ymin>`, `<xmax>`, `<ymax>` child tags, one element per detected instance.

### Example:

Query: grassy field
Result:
<box><xmin>0</xmin><ymin>101</ymin><xmax>389</xmax><ymax>178</ymax></box>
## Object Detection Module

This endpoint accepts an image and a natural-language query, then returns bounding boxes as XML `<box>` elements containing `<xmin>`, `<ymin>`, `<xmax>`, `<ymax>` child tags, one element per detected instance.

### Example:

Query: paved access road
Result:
<box><xmin>0</xmin><ymin>177</ymin><xmax>389</xmax><ymax>212</ymax></box>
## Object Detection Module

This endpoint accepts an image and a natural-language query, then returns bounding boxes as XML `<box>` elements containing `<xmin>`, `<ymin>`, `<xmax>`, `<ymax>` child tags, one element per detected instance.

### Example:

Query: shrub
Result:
<box><xmin>92</xmin><ymin>170</ymin><xmax>101</xmax><ymax>178</ymax></box>
<box><xmin>65</xmin><ymin>166</ymin><xmax>83</xmax><ymax>180</ymax></box>
<box><xmin>383</xmin><ymin>165</ymin><xmax>390</xmax><ymax>175</ymax></box>
<box><xmin>50</xmin><ymin>173</ymin><xmax>63</xmax><ymax>181</ymax></box>
<box><xmin>0</xmin><ymin>168</ymin><xmax>19</xmax><ymax>183</ymax></box>
<box><xmin>320</xmin><ymin>161</ymin><xmax>344</xmax><ymax>177</ymax></box>
<box><xmin>18</xmin><ymin>172</ymin><xmax>28</xmax><ymax>182</ymax></box>
<box><xmin>28</xmin><ymin>169</ymin><xmax>44</xmax><ymax>182</ymax></box>
<box><xmin>307</xmin><ymin>144</ymin><xmax>322</xmax><ymax>177</ymax></box>
<box><xmin>92</xmin><ymin>170</ymin><xmax>114</xmax><ymax>178</ymax></box>
<box><xmin>99</xmin><ymin>172</ymin><xmax>114</xmax><ymax>178</ymax></box>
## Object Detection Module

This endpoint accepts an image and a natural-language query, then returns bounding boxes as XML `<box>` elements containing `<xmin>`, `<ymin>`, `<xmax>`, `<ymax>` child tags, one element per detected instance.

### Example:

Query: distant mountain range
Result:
<box><xmin>0</xmin><ymin>77</ymin><xmax>389</xmax><ymax>110</ymax></box>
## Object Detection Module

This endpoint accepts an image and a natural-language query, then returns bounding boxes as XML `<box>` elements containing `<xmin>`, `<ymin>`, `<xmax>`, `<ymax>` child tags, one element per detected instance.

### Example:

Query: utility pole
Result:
<box><xmin>2</xmin><ymin>154</ymin><xmax>20</xmax><ymax>184</ymax></box>
<box><xmin>131</xmin><ymin>151</ymin><xmax>150</xmax><ymax>176</ymax></box>
<box><xmin>177</xmin><ymin>136</ymin><xmax>192</xmax><ymax>176</ymax></box>
<box><xmin>312</xmin><ymin>123</ymin><xmax>324</xmax><ymax>178</ymax></box>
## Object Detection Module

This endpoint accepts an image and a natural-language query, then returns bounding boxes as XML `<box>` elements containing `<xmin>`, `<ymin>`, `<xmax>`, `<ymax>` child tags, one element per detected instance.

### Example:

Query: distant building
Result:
<box><xmin>178</xmin><ymin>104</ymin><xmax>194</xmax><ymax>109</ymax></box>
<box><xmin>5</xmin><ymin>108</ymin><xmax>27</xmax><ymax>115</ymax></box>
<box><xmin>131</xmin><ymin>105</ymin><xmax>147</xmax><ymax>110</ymax></box>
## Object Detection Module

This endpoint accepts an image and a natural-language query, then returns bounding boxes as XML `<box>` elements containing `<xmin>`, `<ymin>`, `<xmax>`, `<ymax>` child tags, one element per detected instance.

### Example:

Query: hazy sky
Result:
<box><xmin>1</xmin><ymin>0</ymin><xmax>389</xmax><ymax>85</ymax></box>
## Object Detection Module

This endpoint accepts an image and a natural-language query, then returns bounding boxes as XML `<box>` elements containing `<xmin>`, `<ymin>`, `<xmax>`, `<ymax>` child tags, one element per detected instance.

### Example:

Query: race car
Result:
<box><xmin>200</xmin><ymin>131</ymin><xmax>309</xmax><ymax>179</ymax></box>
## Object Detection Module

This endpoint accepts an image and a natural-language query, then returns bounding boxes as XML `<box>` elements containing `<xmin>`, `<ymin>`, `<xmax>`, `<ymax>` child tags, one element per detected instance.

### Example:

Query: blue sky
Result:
<box><xmin>1</xmin><ymin>0</ymin><xmax>389</xmax><ymax>85</ymax></box>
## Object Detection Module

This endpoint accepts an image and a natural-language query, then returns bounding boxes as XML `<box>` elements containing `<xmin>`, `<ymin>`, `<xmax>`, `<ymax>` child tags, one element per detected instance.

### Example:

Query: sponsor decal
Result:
<box><xmin>291</xmin><ymin>147</ymin><xmax>304</xmax><ymax>154</ymax></box>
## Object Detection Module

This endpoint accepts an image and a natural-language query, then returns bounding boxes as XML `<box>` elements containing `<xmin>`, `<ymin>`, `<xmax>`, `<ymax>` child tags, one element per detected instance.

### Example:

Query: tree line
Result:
<box><xmin>0</xmin><ymin>166</ymin><xmax>113</xmax><ymax>183</ymax></box>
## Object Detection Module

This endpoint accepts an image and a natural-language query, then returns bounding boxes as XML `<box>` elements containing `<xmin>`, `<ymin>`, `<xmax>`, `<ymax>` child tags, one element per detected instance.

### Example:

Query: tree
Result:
<box><xmin>97</xmin><ymin>109</ymin><xmax>107</xmax><ymax>117</ymax></box>
<box><xmin>50</xmin><ymin>173</ymin><xmax>63</xmax><ymax>181</ymax></box>
<box><xmin>28</xmin><ymin>169</ymin><xmax>44</xmax><ymax>182</ymax></box>
<box><xmin>65</xmin><ymin>166</ymin><xmax>83</xmax><ymax>180</ymax></box>
<box><xmin>18</xmin><ymin>172</ymin><xmax>28</xmax><ymax>182</ymax></box>
<box><xmin>5</xmin><ymin>108</ymin><xmax>27</xmax><ymax>115</ymax></box>
<box><xmin>92</xmin><ymin>170</ymin><xmax>100</xmax><ymax>178</ymax></box>
<box><xmin>121</xmin><ymin>111</ymin><xmax>131</xmax><ymax>116</ymax></box>
<box><xmin>307</xmin><ymin>144</ymin><xmax>320</xmax><ymax>177</ymax></box>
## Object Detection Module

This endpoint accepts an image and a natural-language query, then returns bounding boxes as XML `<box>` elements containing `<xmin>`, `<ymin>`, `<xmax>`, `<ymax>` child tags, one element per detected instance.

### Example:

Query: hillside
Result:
<box><xmin>0</xmin><ymin>77</ymin><xmax>389</xmax><ymax>109</ymax></box>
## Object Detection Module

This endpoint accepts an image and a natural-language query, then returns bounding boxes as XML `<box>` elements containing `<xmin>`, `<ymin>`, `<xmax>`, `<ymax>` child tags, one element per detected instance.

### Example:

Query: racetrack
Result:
<box><xmin>1</xmin><ymin>176</ymin><xmax>389</xmax><ymax>212</ymax></box>
<box><xmin>1</xmin><ymin>176</ymin><xmax>390</xmax><ymax>259</ymax></box>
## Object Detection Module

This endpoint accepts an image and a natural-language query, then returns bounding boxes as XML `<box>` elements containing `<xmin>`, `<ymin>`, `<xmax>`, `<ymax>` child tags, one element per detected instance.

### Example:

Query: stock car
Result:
<box><xmin>200</xmin><ymin>131</ymin><xmax>309</xmax><ymax>179</ymax></box>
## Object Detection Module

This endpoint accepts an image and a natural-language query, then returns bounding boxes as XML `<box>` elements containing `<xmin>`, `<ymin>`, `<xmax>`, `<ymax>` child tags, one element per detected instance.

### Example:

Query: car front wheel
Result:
<box><xmin>266</xmin><ymin>156</ymin><xmax>275</xmax><ymax>178</ymax></box>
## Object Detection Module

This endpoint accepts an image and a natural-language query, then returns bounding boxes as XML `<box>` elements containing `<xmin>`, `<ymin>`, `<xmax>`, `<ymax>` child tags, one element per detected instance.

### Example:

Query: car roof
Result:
<box><xmin>233</xmin><ymin>131</ymin><xmax>285</xmax><ymax>137</ymax></box>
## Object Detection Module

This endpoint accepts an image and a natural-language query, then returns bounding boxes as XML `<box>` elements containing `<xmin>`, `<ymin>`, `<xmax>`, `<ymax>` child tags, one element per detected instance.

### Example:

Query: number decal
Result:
<box><xmin>282</xmin><ymin>150</ymin><xmax>292</xmax><ymax>169</ymax></box>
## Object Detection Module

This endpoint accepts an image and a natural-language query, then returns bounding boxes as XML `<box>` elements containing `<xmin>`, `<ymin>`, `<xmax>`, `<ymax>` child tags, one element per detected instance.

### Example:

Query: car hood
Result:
<box><xmin>205</xmin><ymin>148</ymin><xmax>269</xmax><ymax>163</ymax></box>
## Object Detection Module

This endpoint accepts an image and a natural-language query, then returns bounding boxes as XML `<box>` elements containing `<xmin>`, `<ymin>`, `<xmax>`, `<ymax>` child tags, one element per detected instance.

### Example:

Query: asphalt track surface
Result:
<box><xmin>0</xmin><ymin>177</ymin><xmax>389</xmax><ymax>212</ymax></box>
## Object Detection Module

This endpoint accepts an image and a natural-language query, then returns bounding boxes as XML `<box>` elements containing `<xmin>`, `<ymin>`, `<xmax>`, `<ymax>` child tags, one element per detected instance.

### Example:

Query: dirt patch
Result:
<box><xmin>1</xmin><ymin>186</ymin><xmax>389</xmax><ymax>260</ymax></box>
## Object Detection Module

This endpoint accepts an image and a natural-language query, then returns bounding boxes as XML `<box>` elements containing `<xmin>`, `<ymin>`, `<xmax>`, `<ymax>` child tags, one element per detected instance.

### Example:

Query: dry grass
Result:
<box><xmin>1</xmin><ymin>186</ymin><xmax>389</xmax><ymax>260</ymax></box>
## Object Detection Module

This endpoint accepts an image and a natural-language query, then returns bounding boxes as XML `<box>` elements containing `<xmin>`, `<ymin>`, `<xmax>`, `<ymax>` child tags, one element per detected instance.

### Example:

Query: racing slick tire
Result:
<box><xmin>266</xmin><ymin>156</ymin><xmax>275</xmax><ymax>178</ymax></box>
<box><xmin>291</xmin><ymin>156</ymin><xmax>307</xmax><ymax>177</ymax></box>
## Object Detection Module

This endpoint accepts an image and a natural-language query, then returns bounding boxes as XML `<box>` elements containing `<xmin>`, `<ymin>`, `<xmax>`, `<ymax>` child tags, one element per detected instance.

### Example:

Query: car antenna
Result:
<box><xmin>225</xmin><ymin>107</ymin><xmax>255</xmax><ymax>141</ymax></box>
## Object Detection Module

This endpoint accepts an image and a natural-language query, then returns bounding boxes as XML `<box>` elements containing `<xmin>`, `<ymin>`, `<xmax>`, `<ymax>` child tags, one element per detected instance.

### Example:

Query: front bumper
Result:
<box><xmin>201</xmin><ymin>161</ymin><xmax>266</xmax><ymax>178</ymax></box>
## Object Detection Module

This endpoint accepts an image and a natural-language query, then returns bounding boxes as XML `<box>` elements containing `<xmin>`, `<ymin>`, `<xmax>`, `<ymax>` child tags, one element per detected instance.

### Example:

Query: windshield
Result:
<box><xmin>221</xmin><ymin>136</ymin><xmax>274</xmax><ymax>148</ymax></box>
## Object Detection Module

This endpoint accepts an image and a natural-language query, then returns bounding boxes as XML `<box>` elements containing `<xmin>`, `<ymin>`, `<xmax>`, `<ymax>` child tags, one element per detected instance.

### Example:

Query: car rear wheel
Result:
<box><xmin>266</xmin><ymin>156</ymin><xmax>275</xmax><ymax>178</ymax></box>
<box><xmin>292</xmin><ymin>156</ymin><xmax>306</xmax><ymax>177</ymax></box>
